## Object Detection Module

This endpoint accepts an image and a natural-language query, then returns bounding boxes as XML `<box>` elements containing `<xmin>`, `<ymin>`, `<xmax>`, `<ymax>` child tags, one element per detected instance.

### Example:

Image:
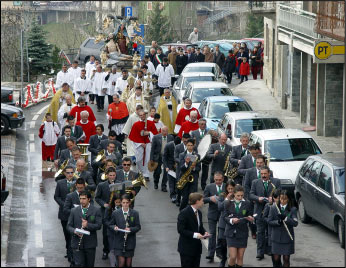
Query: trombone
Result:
<box><xmin>54</xmin><ymin>160</ymin><xmax>68</xmax><ymax>178</ymax></box>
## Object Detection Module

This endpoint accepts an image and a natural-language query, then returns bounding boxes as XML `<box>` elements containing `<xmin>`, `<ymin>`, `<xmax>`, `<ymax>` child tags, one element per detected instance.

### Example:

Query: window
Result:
<box><xmin>186</xmin><ymin>1</ymin><xmax>192</xmax><ymax>10</ymax></box>
<box><xmin>147</xmin><ymin>2</ymin><xmax>152</xmax><ymax>10</ymax></box>
<box><xmin>299</xmin><ymin>159</ymin><xmax>314</xmax><ymax>176</ymax></box>
<box><xmin>146</xmin><ymin>15</ymin><xmax>150</xmax><ymax>24</ymax></box>
<box><xmin>306</xmin><ymin>161</ymin><xmax>322</xmax><ymax>184</ymax></box>
<box><xmin>186</xmin><ymin>17</ymin><xmax>192</xmax><ymax>26</ymax></box>
<box><xmin>317</xmin><ymin>165</ymin><xmax>332</xmax><ymax>194</ymax></box>
<box><xmin>159</xmin><ymin>2</ymin><xmax>164</xmax><ymax>10</ymax></box>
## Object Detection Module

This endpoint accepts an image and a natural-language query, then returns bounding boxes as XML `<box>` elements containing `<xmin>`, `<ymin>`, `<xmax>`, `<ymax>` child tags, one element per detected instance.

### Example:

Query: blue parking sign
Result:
<box><xmin>124</xmin><ymin>7</ymin><xmax>132</xmax><ymax>17</ymax></box>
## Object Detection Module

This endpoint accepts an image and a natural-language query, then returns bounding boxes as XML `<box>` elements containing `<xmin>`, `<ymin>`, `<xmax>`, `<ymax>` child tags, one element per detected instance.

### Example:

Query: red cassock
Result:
<box><xmin>178</xmin><ymin>120</ymin><xmax>199</xmax><ymax>138</ymax></box>
<box><xmin>76</xmin><ymin>120</ymin><xmax>96</xmax><ymax>143</ymax></box>
<box><xmin>38</xmin><ymin>124</ymin><xmax>58</xmax><ymax>161</ymax></box>
<box><xmin>239</xmin><ymin>62</ymin><xmax>250</xmax><ymax>76</ymax></box>
<box><xmin>129</xmin><ymin>120</ymin><xmax>158</xmax><ymax>144</ymax></box>
<box><xmin>69</xmin><ymin>105</ymin><xmax>96</xmax><ymax>122</ymax></box>
<box><xmin>175</xmin><ymin>107</ymin><xmax>201</xmax><ymax>127</ymax></box>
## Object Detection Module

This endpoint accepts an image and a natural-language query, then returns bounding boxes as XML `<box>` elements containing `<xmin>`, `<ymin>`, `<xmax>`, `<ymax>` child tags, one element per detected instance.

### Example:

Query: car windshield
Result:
<box><xmin>191</xmin><ymin>88</ymin><xmax>230</xmax><ymax>103</ymax></box>
<box><xmin>235</xmin><ymin>118</ymin><xmax>284</xmax><ymax>138</ymax></box>
<box><xmin>85</xmin><ymin>39</ymin><xmax>104</xmax><ymax>49</ymax></box>
<box><xmin>335</xmin><ymin>168</ymin><xmax>345</xmax><ymax>194</ymax></box>
<box><xmin>184</xmin><ymin>67</ymin><xmax>214</xmax><ymax>74</ymax></box>
<box><xmin>219</xmin><ymin>43</ymin><xmax>234</xmax><ymax>51</ymax></box>
<box><xmin>208</xmin><ymin>101</ymin><xmax>252</xmax><ymax>119</ymax></box>
<box><xmin>265</xmin><ymin>138</ymin><xmax>322</xmax><ymax>162</ymax></box>
<box><xmin>182</xmin><ymin>76</ymin><xmax>215</xmax><ymax>88</ymax></box>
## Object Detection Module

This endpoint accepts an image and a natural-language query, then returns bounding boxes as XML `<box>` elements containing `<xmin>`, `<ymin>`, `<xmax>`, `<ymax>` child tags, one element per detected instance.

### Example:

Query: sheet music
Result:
<box><xmin>168</xmin><ymin>170</ymin><xmax>176</xmax><ymax>178</ymax></box>
<box><xmin>117</xmin><ymin>228</ymin><xmax>131</xmax><ymax>233</ymax></box>
<box><xmin>75</xmin><ymin>228</ymin><xmax>90</xmax><ymax>235</ymax></box>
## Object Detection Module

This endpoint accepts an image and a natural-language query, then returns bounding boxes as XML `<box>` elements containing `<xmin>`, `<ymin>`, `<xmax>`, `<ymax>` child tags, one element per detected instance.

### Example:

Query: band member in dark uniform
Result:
<box><xmin>67</xmin><ymin>190</ymin><xmax>102</xmax><ymax>267</ymax></box>
<box><xmin>268</xmin><ymin>190</ymin><xmax>298</xmax><ymax>267</ymax></box>
<box><xmin>177</xmin><ymin>193</ymin><xmax>209</xmax><ymax>267</ymax></box>
<box><xmin>216</xmin><ymin>180</ymin><xmax>235</xmax><ymax>267</ymax></box>
<box><xmin>178</xmin><ymin>139</ymin><xmax>201</xmax><ymax>211</ymax></box>
<box><xmin>224</xmin><ymin>185</ymin><xmax>254</xmax><ymax>267</ymax></box>
<box><xmin>109</xmin><ymin>194</ymin><xmax>141</xmax><ymax>267</ymax></box>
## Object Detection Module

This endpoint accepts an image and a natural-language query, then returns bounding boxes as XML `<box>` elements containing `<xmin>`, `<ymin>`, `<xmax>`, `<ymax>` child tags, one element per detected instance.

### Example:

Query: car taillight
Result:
<box><xmin>1</xmin><ymin>175</ymin><xmax>6</xmax><ymax>191</ymax></box>
<box><xmin>8</xmin><ymin>94</ymin><xmax>13</xmax><ymax>101</ymax></box>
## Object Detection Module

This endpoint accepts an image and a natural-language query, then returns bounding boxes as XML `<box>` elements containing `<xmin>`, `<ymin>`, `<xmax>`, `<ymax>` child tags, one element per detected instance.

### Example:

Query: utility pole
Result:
<box><xmin>20</xmin><ymin>29</ymin><xmax>24</xmax><ymax>107</ymax></box>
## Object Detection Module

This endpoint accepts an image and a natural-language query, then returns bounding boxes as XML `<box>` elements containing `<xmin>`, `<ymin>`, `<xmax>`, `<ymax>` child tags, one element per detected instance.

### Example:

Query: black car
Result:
<box><xmin>1</xmin><ymin>86</ymin><xmax>14</xmax><ymax>105</ymax></box>
<box><xmin>76</xmin><ymin>37</ymin><xmax>104</xmax><ymax>64</ymax></box>
<box><xmin>1</xmin><ymin>103</ymin><xmax>25</xmax><ymax>135</ymax></box>
<box><xmin>295</xmin><ymin>152</ymin><xmax>345</xmax><ymax>248</ymax></box>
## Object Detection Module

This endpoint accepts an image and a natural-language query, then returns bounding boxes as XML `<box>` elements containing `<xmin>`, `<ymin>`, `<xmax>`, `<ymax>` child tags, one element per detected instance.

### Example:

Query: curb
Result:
<box><xmin>1</xmin><ymin>135</ymin><xmax>16</xmax><ymax>267</ymax></box>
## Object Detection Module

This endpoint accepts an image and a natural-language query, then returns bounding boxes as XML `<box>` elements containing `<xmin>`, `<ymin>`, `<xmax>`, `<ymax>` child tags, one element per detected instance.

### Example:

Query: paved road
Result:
<box><xmin>2</xmin><ymin>81</ymin><xmax>344</xmax><ymax>267</ymax></box>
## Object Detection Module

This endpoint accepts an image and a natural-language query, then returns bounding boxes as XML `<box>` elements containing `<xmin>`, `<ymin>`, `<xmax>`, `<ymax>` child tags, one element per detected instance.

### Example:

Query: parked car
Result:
<box><xmin>199</xmin><ymin>96</ymin><xmax>253</xmax><ymax>130</ymax></box>
<box><xmin>177</xmin><ymin>81</ymin><xmax>233</xmax><ymax>112</ymax></box>
<box><xmin>1</xmin><ymin>87</ymin><xmax>14</xmax><ymax>105</ymax></box>
<box><xmin>249</xmin><ymin>129</ymin><xmax>322</xmax><ymax>194</ymax></box>
<box><xmin>217</xmin><ymin>39</ymin><xmax>255</xmax><ymax>51</ymax></box>
<box><xmin>172</xmin><ymin>72</ymin><xmax>216</xmax><ymax>104</ymax></box>
<box><xmin>162</xmin><ymin>42</ymin><xmax>192</xmax><ymax>52</ymax></box>
<box><xmin>76</xmin><ymin>37</ymin><xmax>104</xmax><ymax>64</ymax></box>
<box><xmin>217</xmin><ymin>112</ymin><xmax>284</xmax><ymax>146</ymax></box>
<box><xmin>1</xmin><ymin>103</ymin><xmax>25</xmax><ymax>135</ymax></box>
<box><xmin>182</xmin><ymin>62</ymin><xmax>226</xmax><ymax>82</ymax></box>
<box><xmin>192</xmin><ymin>41</ymin><xmax>234</xmax><ymax>56</ymax></box>
<box><xmin>241</xmin><ymin>38</ymin><xmax>264</xmax><ymax>48</ymax></box>
<box><xmin>295</xmin><ymin>152</ymin><xmax>344</xmax><ymax>248</ymax></box>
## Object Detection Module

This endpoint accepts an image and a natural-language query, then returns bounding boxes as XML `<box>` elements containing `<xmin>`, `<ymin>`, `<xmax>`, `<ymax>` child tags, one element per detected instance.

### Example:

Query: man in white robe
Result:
<box><xmin>126</xmin><ymin>86</ymin><xmax>150</xmax><ymax>115</ymax></box>
<box><xmin>85</xmin><ymin>56</ymin><xmax>97</xmax><ymax>104</ymax></box>
<box><xmin>105</xmin><ymin>65</ymin><xmax>121</xmax><ymax>106</ymax></box>
<box><xmin>91</xmin><ymin>65</ymin><xmax>107</xmax><ymax>112</ymax></box>
<box><xmin>57</xmin><ymin>94</ymin><xmax>76</xmax><ymax>133</ymax></box>
<box><xmin>56</xmin><ymin>64</ymin><xmax>74</xmax><ymax>90</ymax></box>
<box><xmin>115</xmin><ymin>69</ymin><xmax>129</xmax><ymax>96</ymax></box>
<box><xmin>73</xmin><ymin>69</ymin><xmax>92</xmax><ymax>104</ymax></box>
<box><xmin>68</xmin><ymin>61</ymin><xmax>82</xmax><ymax>82</ymax></box>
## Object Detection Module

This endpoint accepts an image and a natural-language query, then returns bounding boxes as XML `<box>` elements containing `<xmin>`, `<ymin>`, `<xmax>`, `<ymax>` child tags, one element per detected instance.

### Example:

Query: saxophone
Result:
<box><xmin>224</xmin><ymin>152</ymin><xmax>238</xmax><ymax>181</ymax></box>
<box><xmin>176</xmin><ymin>156</ymin><xmax>199</xmax><ymax>190</ymax></box>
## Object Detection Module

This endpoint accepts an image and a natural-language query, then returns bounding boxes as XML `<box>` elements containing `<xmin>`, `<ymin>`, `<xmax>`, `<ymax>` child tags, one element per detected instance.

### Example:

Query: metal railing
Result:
<box><xmin>277</xmin><ymin>4</ymin><xmax>318</xmax><ymax>38</ymax></box>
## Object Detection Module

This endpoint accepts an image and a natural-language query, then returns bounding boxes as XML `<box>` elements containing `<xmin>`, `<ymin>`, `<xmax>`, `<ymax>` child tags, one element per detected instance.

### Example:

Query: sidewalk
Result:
<box><xmin>232</xmin><ymin>79</ymin><xmax>342</xmax><ymax>153</ymax></box>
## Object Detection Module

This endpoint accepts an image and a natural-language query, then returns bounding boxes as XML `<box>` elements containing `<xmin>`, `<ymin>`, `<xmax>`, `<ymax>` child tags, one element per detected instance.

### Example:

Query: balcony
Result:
<box><xmin>277</xmin><ymin>4</ymin><xmax>318</xmax><ymax>39</ymax></box>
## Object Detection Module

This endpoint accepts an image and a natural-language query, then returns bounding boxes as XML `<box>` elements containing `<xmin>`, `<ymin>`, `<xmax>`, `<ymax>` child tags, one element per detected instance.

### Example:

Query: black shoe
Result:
<box><xmin>201</xmin><ymin>186</ymin><xmax>206</xmax><ymax>191</ymax></box>
<box><xmin>154</xmin><ymin>184</ymin><xmax>158</xmax><ymax>189</ymax></box>
<box><xmin>219</xmin><ymin>259</ymin><xmax>226</xmax><ymax>267</ymax></box>
<box><xmin>64</xmin><ymin>255</ymin><xmax>68</xmax><ymax>258</ymax></box>
<box><xmin>171</xmin><ymin>197</ymin><xmax>176</xmax><ymax>203</ymax></box>
<box><xmin>256</xmin><ymin>254</ymin><xmax>264</xmax><ymax>260</ymax></box>
<box><xmin>161</xmin><ymin>188</ymin><xmax>167</xmax><ymax>192</ymax></box>
<box><xmin>176</xmin><ymin>202</ymin><xmax>180</xmax><ymax>207</ymax></box>
<box><xmin>206</xmin><ymin>256</ymin><xmax>214</xmax><ymax>262</ymax></box>
<box><xmin>102</xmin><ymin>253</ymin><xmax>108</xmax><ymax>260</ymax></box>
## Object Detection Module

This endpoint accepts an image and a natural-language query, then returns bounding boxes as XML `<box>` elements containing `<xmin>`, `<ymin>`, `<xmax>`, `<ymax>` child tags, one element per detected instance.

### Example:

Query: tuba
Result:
<box><xmin>78</xmin><ymin>143</ymin><xmax>90</xmax><ymax>163</ymax></box>
<box><xmin>54</xmin><ymin>160</ymin><xmax>68</xmax><ymax>178</ymax></box>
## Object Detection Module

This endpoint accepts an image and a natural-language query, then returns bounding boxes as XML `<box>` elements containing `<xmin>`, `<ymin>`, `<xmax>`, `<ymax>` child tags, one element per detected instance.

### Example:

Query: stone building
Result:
<box><xmin>263</xmin><ymin>1</ymin><xmax>345</xmax><ymax>144</ymax></box>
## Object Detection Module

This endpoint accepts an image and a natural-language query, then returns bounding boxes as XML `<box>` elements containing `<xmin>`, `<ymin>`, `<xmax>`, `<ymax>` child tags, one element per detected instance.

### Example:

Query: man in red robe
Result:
<box><xmin>76</xmin><ymin>110</ymin><xmax>96</xmax><ymax>143</ymax></box>
<box><xmin>129</xmin><ymin>110</ymin><xmax>158</xmax><ymax>179</ymax></box>
<box><xmin>174</xmin><ymin>98</ymin><xmax>200</xmax><ymax>134</ymax></box>
<box><xmin>178</xmin><ymin>110</ymin><xmax>199</xmax><ymax>138</ymax></box>
<box><xmin>69</xmin><ymin>96</ymin><xmax>96</xmax><ymax>123</ymax></box>
<box><xmin>107</xmin><ymin>93</ymin><xmax>129</xmax><ymax>143</ymax></box>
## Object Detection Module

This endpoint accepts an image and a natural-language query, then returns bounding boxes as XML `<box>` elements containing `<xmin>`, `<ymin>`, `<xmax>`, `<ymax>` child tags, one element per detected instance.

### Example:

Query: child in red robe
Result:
<box><xmin>39</xmin><ymin>113</ymin><xmax>60</xmax><ymax>161</ymax></box>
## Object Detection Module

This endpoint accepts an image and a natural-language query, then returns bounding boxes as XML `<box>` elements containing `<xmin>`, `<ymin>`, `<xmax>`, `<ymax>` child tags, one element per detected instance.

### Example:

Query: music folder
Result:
<box><xmin>109</xmin><ymin>183</ymin><xmax>123</xmax><ymax>192</ymax></box>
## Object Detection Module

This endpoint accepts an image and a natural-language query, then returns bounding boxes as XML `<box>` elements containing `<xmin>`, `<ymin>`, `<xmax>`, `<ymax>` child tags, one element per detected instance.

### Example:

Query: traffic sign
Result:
<box><xmin>314</xmin><ymin>41</ymin><xmax>345</xmax><ymax>62</ymax></box>
<box><xmin>124</xmin><ymin>6</ymin><xmax>132</xmax><ymax>17</ymax></box>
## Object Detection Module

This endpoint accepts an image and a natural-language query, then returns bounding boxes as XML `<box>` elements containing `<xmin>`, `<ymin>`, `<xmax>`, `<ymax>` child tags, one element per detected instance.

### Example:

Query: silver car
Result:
<box><xmin>182</xmin><ymin>62</ymin><xmax>225</xmax><ymax>82</ymax></box>
<box><xmin>76</xmin><ymin>38</ymin><xmax>105</xmax><ymax>64</ymax></box>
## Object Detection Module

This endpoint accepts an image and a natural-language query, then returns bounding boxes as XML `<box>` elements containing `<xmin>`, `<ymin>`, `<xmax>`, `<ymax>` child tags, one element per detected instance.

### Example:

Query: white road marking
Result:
<box><xmin>36</xmin><ymin>257</ymin><xmax>45</xmax><ymax>267</ymax></box>
<box><xmin>30</xmin><ymin>121</ymin><xmax>36</xmax><ymax>128</ymax></box>
<box><xmin>34</xmin><ymin>210</ymin><xmax>41</xmax><ymax>225</ymax></box>
<box><xmin>30</xmin><ymin>143</ymin><xmax>35</xmax><ymax>153</ymax></box>
<box><xmin>32</xmin><ymin>192</ymin><xmax>39</xmax><ymax>204</ymax></box>
<box><xmin>35</xmin><ymin>230</ymin><xmax>43</xmax><ymax>248</ymax></box>
<box><xmin>201</xmin><ymin>238</ymin><xmax>221</xmax><ymax>262</ymax></box>
<box><xmin>37</xmin><ymin>104</ymin><xmax>50</xmax><ymax>115</ymax></box>
<box><xmin>32</xmin><ymin>114</ymin><xmax>39</xmax><ymax>121</ymax></box>
<box><xmin>32</xmin><ymin>175</ymin><xmax>39</xmax><ymax>187</ymax></box>
<box><xmin>29</xmin><ymin>133</ymin><xmax>35</xmax><ymax>141</ymax></box>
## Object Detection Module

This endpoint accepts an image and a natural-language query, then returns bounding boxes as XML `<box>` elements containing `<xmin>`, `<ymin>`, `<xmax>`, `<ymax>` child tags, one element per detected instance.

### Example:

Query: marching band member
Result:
<box><xmin>203</xmin><ymin>172</ymin><xmax>226</xmax><ymax>263</ymax></box>
<box><xmin>207</xmin><ymin>133</ymin><xmax>232</xmax><ymax>183</ymax></box>
<box><xmin>237</xmin><ymin>143</ymin><xmax>261</xmax><ymax>184</ymax></box>
<box><xmin>69</xmin><ymin>96</ymin><xmax>96</xmax><ymax>123</ymax></box>
<box><xmin>150</xmin><ymin>126</ymin><xmax>174</xmax><ymax>191</ymax></box>
<box><xmin>128</xmin><ymin>110</ymin><xmax>158</xmax><ymax>181</ymax></box>
<box><xmin>57</xmin><ymin>138</ymin><xmax>76</xmax><ymax>167</ymax></box>
<box><xmin>57</xmin><ymin>95</ymin><xmax>76</xmax><ymax>133</ymax></box>
<box><xmin>107</xmin><ymin>93</ymin><xmax>129</xmax><ymax>143</ymax></box>
<box><xmin>54</xmin><ymin>126</ymin><xmax>76</xmax><ymax>166</ymax></box>
<box><xmin>74</xmin><ymin>69</ymin><xmax>92</xmax><ymax>105</ymax></box>
<box><xmin>229</xmin><ymin>133</ymin><xmax>250</xmax><ymax>184</ymax></box>
<box><xmin>95</xmin><ymin>167</ymin><xmax>117</xmax><ymax>260</ymax></box>
<box><xmin>217</xmin><ymin>180</ymin><xmax>235</xmax><ymax>267</ymax></box>
<box><xmin>63</xmin><ymin>178</ymin><xmax>87</xmax><ymax>222</ymax></box>
<box><xmin>157</xmin><ymin>88</ymin><xmax>178</xmax><ymax>134</ymax></box>
<box><xmin>174</xmin><ymin>98</ymin><xmax>200</xmax><ymax>134</ymax></box>
<box><xmin>88</xmin><ymin>124</ymin><xmax>108</xmax><ymax>167</ymax></box>
<box><xmin>178</xmin><ymin>138</ymin><xmax>201</xmax><ymax>211</ymax></box>
<box><xmin>178</xmin><ymin>110</ymin><xmax>199</xmax><ymax>139</ymax></box>
<box><xmin>75</xmin><ymin>158</ymin><xmax>96</xmax><ymax>192</ymax></box>
<box><xmin>177</xmin><ymin>193</ymin><xmax>209</xmax><ymax>267</ymax></box>
<box><xmin>249</xmin><ymin>166</ymin><xmax>281</xmax><ymax>261</ymax></box>
<box><xmin>109</xmin><ymin>194</ymin><xmax>141</xmax><ymax>267</ymax></box>
<box><xmin>76</xmin><ymin>111</ymin><xmax>97</xmax><ymax>143</ymax></box>
<box><xmin>54</xmin><ymin>165</ymin><xmax>77</xmax><ymax>263</ymax></box>
<box><xmin>97</xmin><ymin>160</ymin><xmax>116</xmax><ymax>185</ymax></box>
<box><xmin>98</xmin><ymin>130</ymin><xmax>123</xmax><ymax>156</ymax></box>
<box><xmin>67</xmin><ymin>190</ymin><xmax>102</xmax><ymax>267</ymax></box>
<box><xmin>66</xmin><ymin>115</ymin><xmax>84</xmax><ymax>142</ymax></box>
<box><xmin>224</xmin><ymin>185</ymin><xmax>254</xmax><ymax>267</ymax></box>
<box><xmin>268</xmin><ymin>190</ymin><xmax>298</xmax><ymax>267</ymax></box>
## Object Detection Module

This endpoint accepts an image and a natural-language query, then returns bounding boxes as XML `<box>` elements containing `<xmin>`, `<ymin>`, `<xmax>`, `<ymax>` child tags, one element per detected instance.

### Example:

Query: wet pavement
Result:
<box><xmin>2</xmin><ymin>81</ymin><xmax>344</xmax><ymax>267</ymax></box>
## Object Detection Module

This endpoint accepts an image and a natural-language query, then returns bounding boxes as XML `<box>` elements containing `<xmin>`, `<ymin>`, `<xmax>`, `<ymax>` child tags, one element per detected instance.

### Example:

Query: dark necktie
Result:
<box><xmin>241</xmin><ymin>148</ymin><xmax>247</xmax><ymax>157</ymax></box>
<box><xmin>264</xmin><ymin>181</ymin><xmax>268</xmax><ymax>192</ymax></box>
<box><xmin>201</xmin><ymin>130</ymin><xmax>204</xmax><ymax>138</ymax></box>
<box><xmin>281</xmin><ymin>206</ymin><xmax>285</xmax><ymax>214</ymax></box>
<box><xmin>253</xmin><ymin>158</ymin><xmax>256</xmax><ymax>167</ymax></box>
<box><xmin>235</xmin><ymin>202</ymin><xmax>240</xmax><ymax>213</ymax></box>
<box><xmin>194</xmin><ymin>210</ymin><xmax>199</xmax><ymax>226</ymax></box>
<box><xmin>82</xmin><ymin>208</ymin><xmax>88</xmax><ymax>217</ymax></box>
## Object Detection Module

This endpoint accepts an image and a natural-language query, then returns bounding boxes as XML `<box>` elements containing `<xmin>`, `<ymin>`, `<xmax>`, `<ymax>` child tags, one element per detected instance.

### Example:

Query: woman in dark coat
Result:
<box><xmin>223</xmin><ymin>50</ymin><xmax>236</xmax><ymax>84</ymax></box>
<box><xmin>224</xmin><ymin>185</ymin><xmax>254</xmax><ymax>267</ymax></box>
<box><xmin>216</xmin><ymin>180</ymin><xmax>236</xmax><ymax>267</ymax></box>
<box><xmin>109</xmin><ymin>194</ymin><xmax>141</xmax><ymax>267</ymax></box>
<box><xmin>268</xmin><ymin>190</ymin><xmax>298</xmax><ymax>267</ymax></box>
<box><xmin>175</xmin><ymin>49</ymin><xmax>188</xmax><ymax>75</ymax></box>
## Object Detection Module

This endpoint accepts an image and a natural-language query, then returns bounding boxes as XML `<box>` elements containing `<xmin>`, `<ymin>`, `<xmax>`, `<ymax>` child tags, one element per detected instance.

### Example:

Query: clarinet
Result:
<box><xmin>77</xmin><ymin>209</ymin><xmax>87</xmax><ymax>251</ymax></box>
<box><xmin>123</xmin><ymin>212</ymin><xmax>130</xmax><ymax>253</ymax></box>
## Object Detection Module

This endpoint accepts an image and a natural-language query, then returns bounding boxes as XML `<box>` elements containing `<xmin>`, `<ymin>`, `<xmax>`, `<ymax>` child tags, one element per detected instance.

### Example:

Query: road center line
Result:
<box><xmin>32</xmin><ymin>114</ymin><xmax>39</xmax><ymax>121</ymax></box>
<box><xmin>36</xmin><ymin>257</ymin><xmax>45</xmax><ymax>267</ymax></box>
<box><xmin>37</xmin><ymin>104</ymin><xmax>50</xmax><ymax>115</ymax></box>
<box><xmin>30</xmin><ymin>143</ymin><xmax>35</xmax><ymax>153</ymax></box>
<box><xmin>34</xmin><ymin>210</ymin><xmax>41</xmax><ymax>225</ymax></box>
<box><xmin>29</xmin><ymin>134</ymin><xmax>35</xmax><ymax>141</ymax></box>
<box><xmin>35</xmin><ymin>230</ymin><xmax>43</xmax><ymax>248</ymax></box>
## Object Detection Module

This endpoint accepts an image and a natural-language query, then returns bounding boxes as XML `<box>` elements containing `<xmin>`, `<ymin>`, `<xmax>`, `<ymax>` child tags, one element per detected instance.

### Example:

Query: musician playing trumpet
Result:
<box><xmin>178</xmin><ymin>139</ymin><xmax>201</xmax><ymax>211</ymax></box>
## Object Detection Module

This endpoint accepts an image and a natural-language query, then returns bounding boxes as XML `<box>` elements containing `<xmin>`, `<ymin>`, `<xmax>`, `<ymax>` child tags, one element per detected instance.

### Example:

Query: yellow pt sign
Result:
<box><xmin>314</xmin><ymin>41</ymin><xmax>345</xmax><ymax>60</ymax></box>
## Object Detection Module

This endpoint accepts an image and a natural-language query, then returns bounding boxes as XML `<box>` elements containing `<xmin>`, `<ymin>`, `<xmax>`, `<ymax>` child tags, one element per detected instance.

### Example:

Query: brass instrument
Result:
<box><xmin>78</xmin><ymin>143</ymin><xmax>90</xmax><ymax>163</ymax></box>
<box><xmin>54</xmin><ymin>160</ymin><xmax>68</xmax><ymax>178</ymax></box>
<box><xmin>264</xmin><ymin>152</ymin><xmax>271</xmax><ymax>167</ymax></box>
<box><xmin>176</xmin><ymin>156</ymin><xmax>199</xmax><ymax>190</ymax></box>
<box><xmin>95</xmin><ymin>149</ymin><xmax>105</xmax><ymax>162</ymax></box>
<box><xmin>125</xmin><ymin>172</ymin><xmax>148</xmax><ymax>203</ymax></box>
<box><xmin>224</xmin><ymin>152</ymin><xmax>238</xmax><ymax>181</ymax></box>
